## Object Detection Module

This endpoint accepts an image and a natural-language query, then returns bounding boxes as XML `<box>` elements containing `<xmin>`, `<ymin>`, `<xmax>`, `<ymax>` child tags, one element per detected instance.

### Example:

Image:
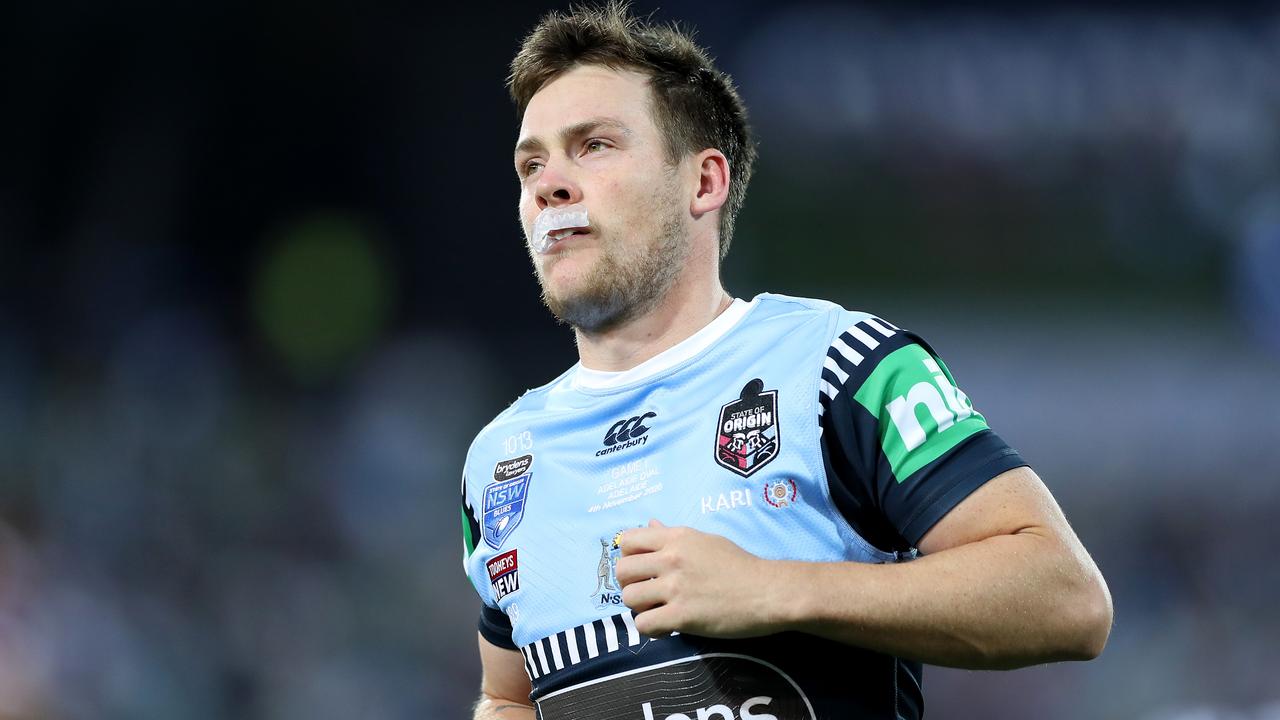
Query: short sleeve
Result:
<box><xmin>463</xmin><ymin>469</ymin><xmax>519</xmax><ymax>649</ymax></box>
<box><xmin>461</xmin><ymin>471</ymin><xmax>482</xmax><ymax>568</ymax></box>
<box><xmin>818</xmin><ymin>314</ymin><xmax>1028</xmax><ymax>549</ymax></box>
<box><xmin>478</xmin><ymin>605</ymin><xmax>518</xmax><ymax>649</ymax></box>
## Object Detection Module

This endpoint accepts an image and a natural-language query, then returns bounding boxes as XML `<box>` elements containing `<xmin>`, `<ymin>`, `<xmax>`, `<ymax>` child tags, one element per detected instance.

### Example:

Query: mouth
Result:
<box><xmin>542</xmin><ymin>227</ymin><xmax>592</xmax><ymax>251</ymax></box>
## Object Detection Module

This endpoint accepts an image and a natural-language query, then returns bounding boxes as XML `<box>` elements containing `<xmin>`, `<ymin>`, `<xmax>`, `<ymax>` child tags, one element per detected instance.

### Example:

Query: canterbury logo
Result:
<box><xmin>604</xmin><ymin>413</ymin><xmax>656</xmax><ymax>446</ymax></box>
<box><xmin>886</xmin><ymin>357</ymin><xmax>974</xmax><ymax>451</ymax></box>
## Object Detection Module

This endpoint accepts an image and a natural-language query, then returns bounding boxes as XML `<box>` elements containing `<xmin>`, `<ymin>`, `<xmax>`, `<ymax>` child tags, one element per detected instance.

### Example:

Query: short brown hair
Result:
<box><xmin>508</xmin><ymin>1</ymin><xmax>757</xmax><ymax>260</ymax></box>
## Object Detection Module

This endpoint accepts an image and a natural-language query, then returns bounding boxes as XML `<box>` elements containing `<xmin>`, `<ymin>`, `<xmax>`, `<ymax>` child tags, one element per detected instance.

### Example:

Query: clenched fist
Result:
<box><xmin>615</xmin><ymin>519</ymin><xmax>790</xmax><ymax>639</ymax></box>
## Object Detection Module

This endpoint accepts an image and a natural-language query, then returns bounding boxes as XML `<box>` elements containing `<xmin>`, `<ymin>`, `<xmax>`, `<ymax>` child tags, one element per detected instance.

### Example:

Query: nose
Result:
<box><xmin>533</xmin><ymin>157</ymin><xmax>582</xmax><ymax>211</ymax></box>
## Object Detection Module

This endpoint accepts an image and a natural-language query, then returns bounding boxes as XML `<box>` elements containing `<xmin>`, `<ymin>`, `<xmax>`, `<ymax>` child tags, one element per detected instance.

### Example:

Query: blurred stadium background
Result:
<box><xmin>2</xmin><ymin>1</ymin><xmax>1279</xmax><ymax>718</ymax></box>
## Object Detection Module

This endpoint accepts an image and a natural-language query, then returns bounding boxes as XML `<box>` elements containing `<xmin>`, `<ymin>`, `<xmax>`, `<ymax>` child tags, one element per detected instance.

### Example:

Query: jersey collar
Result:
<box><xmin>570</xmin><ymin>297</ymin><xmax>755</xmax><ymax>391</ymax></box>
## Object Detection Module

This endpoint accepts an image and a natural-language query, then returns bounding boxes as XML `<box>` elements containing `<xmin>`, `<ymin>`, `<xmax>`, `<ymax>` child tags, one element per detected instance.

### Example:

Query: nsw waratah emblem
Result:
<box><xmin>715</xmin><ymin>378</ymin><xmax>780</xmax><ymax>478</ymax></box>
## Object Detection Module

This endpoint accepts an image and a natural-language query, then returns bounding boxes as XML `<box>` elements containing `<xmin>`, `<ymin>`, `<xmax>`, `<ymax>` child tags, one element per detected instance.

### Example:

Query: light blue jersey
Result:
<box><xmin>461</xmin><ymin>293</ymin><xmax>1026</xmax><ymax>720</ymax></box>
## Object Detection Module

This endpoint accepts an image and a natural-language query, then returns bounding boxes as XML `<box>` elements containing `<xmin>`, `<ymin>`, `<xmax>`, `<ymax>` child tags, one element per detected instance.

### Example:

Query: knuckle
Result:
<box><xmin>665</xmin><ymin>549</ymin><xmax>683</xmax><ymax>570</ymax></box>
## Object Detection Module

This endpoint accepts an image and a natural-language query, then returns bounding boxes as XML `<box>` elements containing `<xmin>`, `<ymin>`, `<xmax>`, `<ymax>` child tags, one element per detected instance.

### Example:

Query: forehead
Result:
<box><xmin>518</xmin><ymin>65</ymin><xmax>656</xmax><ymax>143</ymax></box>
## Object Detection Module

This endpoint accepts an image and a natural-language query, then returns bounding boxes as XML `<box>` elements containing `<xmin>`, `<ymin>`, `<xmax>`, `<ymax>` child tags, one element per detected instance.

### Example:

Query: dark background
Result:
<box><xmin>2</xmin><ymin>2</ymin><xmax>1278</xmax><ymax>718</ymax></box>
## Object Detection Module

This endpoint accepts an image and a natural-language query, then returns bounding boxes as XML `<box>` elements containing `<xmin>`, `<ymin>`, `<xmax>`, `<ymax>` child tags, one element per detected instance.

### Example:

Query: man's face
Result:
<box><xmin>514</xmin><ymin>65</ymin><xmax>690</xmax><ymax>333</ymax></box>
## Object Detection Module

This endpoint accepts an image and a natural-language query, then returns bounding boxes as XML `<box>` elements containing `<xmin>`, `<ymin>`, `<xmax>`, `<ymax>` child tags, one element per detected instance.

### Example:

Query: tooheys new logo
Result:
<box><xmin>487</xmin><ymin>549</ymin><xmax>519</xmax><ymax>601</ymax></box>
<box><xmin>535</xmin><ymin>654</ymin><xmax>814</xmax><ymax>720</ymax></box>
<box><xmin>715</xmin><ymin>379</ymin><xmax>780</xmax><ymax>478</ymax></box>
<box><xmin>596</xmin><ymin>412</ymin><xmax>656</xmax><ymax>457</ymax></box>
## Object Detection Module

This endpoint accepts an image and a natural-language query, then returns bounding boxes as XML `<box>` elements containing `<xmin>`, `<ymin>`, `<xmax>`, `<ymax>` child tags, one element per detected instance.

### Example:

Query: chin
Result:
<box><xmin>541</xmin><ymin>274</ymin><xmax>628</xmax><ymax>331</ymax></box>
<box><xmin>541</xmin><ymin>251</ymin><xmax>599</xmax><ymax>288</ymax></box>
<box><xmin>543</xmin><ymin>280</ymin><xmax>596</xmax><ymax>313</ymax></box>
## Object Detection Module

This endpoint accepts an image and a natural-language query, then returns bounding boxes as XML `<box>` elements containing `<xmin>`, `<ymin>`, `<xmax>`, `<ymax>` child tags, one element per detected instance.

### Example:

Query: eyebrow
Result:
<box><xmin>513</xmin><ymin>117</ymin><xmax>633</xmax><ymax>161</ymax></box>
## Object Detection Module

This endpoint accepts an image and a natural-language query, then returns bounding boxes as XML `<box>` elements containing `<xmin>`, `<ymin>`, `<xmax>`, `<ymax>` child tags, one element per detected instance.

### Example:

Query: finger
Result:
<box><xmin>648</xmin><ymin>518</ymin><xmax>666</xmax><ymax>528</ymax></box>
<box><xmin>614</xmin><ymin>552</ymin><xmax>665</xmax><ymax>586</ymax></box>
<box><xmin>633</xmin><ymin>604</ymin><xmax>679</xmax><ymax>637</ymax></box>
<box><xmin>618</xmin><ymin>526</ymin><xmax>669</xmax><ymax>556</ymax></box>
<box><xmin>621</xmin><ymin>577</ymin><xmax>667</xmax><ymax>614</ymax></box>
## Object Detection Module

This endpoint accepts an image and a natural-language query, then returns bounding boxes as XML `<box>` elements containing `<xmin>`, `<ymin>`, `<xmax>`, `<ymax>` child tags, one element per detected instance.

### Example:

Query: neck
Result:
<box><xmin>574</xmin><ymin>275</ymin><xmax>733</xmax><ymax>372</ymax></box>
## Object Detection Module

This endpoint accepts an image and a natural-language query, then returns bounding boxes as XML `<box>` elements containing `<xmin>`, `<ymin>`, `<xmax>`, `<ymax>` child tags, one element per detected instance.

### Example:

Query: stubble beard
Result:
<box><xmin>534</xmin><ymin>189</ymin><xmax>689</xmax><ymax>335</ymax></box>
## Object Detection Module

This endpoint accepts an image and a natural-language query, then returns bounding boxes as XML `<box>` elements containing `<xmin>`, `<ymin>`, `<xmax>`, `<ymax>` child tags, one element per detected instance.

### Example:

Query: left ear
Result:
<box><xmin>689</xmin><ymin>148</ymin><xmax>730</xmax><ymax>218</ymax></box>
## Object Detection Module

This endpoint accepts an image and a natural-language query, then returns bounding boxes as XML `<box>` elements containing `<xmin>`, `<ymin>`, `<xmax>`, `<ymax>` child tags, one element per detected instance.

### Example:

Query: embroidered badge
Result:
<box><xmin>715</xmin><ymin>378</ymin><xmax>780</xmax><ymax>478</ymax></box>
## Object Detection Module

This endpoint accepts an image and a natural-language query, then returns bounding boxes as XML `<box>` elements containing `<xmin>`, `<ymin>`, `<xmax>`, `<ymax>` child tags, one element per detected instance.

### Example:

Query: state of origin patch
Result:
<box><xmin>715</xmin><ymin>378</ymin><xmax>780</xmax><ymax>478</ymax></box>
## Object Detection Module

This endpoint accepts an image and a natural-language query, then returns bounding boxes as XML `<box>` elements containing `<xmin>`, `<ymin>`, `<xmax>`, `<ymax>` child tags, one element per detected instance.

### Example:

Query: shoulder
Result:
<box><xmin>757</xmin><ymin>296</ymin><xmax>956</xmax><ymax>418</ymax></box>
<box><xmin>748</xmin><ymin>292</ymin><xmax>845</xmax><ymax>325</ymax></box>
<box><xmin>738</xmin><ymin>292</ymin><xmax>864</xmax><ymax>347</ymax></box>
<box><xmin>747</xmin><ymin>292</ymin><xmax>913</xmax><ymax>359</ymax></box>
<box><xmin>750</xmin><ymin>292</ymin><xmax>898</xmax><ymax>331</ymax></box>
<box><xmin>462</xmin><ymin>364</ymin><xmax>576</xmax><ymax>484</ymax></box>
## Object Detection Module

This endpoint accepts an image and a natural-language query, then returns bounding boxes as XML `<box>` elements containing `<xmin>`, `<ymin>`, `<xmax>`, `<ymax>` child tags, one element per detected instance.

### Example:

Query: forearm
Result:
<box><xmin>473</xmin><ymin>696</ymin><xmax>536</xmax><ymax>720</ymax></box>
<box><xmin>767</xmin><ymin>530</ymin><xmax>1112</xmax><ymax>669</ymax></box>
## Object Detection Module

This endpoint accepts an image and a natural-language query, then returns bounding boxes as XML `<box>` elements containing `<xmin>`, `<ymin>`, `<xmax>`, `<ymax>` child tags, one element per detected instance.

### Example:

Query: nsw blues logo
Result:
<box><xmin>483</xmin><ymin>474</ymin><xmax>531</xmax><ymax>550</ymax></box>
<box><xmin>484</xmin><ymin>455</ymin><xmax>534</xmax><ymax>550</ymax></box>
<box><xmin>715</xmin><ymin>378</ymin><xmax>780</xmax><ymax>478</ymax></box>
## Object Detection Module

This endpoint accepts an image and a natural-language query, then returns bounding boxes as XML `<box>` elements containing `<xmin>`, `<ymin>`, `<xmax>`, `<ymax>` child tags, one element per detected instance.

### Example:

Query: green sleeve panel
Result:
<box><xmin>852</xmin><ymin>343</ymin><xmax>991</xmax><ymax>483</ymax></box>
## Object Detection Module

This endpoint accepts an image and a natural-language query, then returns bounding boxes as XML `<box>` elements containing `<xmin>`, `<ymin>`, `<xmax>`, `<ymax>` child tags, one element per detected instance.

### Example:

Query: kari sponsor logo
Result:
<box><xmin>700</xmin><ymin>489</ymin><xmax>753</xmax><ymax>514</ymax></box>
<box><xmin>487</xmin><ymin>549</ymin><xmax>520</xmax><ymax>601</ymax></box>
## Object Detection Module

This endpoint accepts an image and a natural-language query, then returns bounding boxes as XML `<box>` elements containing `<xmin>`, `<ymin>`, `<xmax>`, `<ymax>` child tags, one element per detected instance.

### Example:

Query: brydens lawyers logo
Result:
<box><xmin>493</xmin><ymin>454</ymin><xmax>532</xmax><ymax>481</ymax></box>
<box><xmin>596</xmin><ymin>412</ymin><xmax>656</xmax><ymax>457</ymax></box>
<box><xmin>487</xmin><ymin>549</ymin><xmax>520</xmax><ymax>601</ymax></box>
<box><xmin>482</xmin><ymin>455</ymin><xmax>534</xmax><ymax>550</ymax></box>
<box><xmin>716</xmin><ymin>379</ymin><xmax>780</xmax><ymax>478</ymax></box>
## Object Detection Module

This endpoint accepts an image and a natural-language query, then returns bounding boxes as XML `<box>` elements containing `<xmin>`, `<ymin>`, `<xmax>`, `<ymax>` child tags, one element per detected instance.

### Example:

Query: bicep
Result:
<box><xmin>917</xmin><ymin>465</ymin><xmax>1078</xmax><ymax>555</ymax></box>
<box><xmin>478</xmin><ymin>632</ymin><xmax>533</xmax><ymax>705</ymax></box>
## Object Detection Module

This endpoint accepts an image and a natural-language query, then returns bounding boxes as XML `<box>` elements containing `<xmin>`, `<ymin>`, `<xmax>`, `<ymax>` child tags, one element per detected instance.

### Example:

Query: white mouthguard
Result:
<box><xmin>530</xmin><ymin>204</ymin><xmax>589</xmax><ymax>254</ymax></box>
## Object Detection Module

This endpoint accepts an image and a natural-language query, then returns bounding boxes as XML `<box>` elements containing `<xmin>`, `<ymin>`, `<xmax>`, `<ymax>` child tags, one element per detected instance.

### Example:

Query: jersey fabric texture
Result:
<box><xmin>460</xmin><ymin>293</ymin><xmax>1027</xmax><ymax>720</ymax></box>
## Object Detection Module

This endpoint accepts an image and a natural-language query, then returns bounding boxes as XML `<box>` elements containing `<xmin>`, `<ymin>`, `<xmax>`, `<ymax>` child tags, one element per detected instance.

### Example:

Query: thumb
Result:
<box><xmin>648</xmin><ymin>518</ymin><xmax>667</xmax><ymax>528</ymax></box>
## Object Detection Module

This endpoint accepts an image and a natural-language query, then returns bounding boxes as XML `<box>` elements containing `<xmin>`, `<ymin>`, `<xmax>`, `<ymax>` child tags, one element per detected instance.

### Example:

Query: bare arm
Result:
<box><xmin>778</xmin><ymin>465</ymin><xmax>1112</xmax><ymax>668</ymax></box>
<box><xmin>474</xmin><ymin>633</ymin><xmax>536</xmax><ymax>720</ymax></box>
<box><xmin>616</xmin><ymin>466</ymin><xmax>1112</xmax><ymax>670</ymax></box>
